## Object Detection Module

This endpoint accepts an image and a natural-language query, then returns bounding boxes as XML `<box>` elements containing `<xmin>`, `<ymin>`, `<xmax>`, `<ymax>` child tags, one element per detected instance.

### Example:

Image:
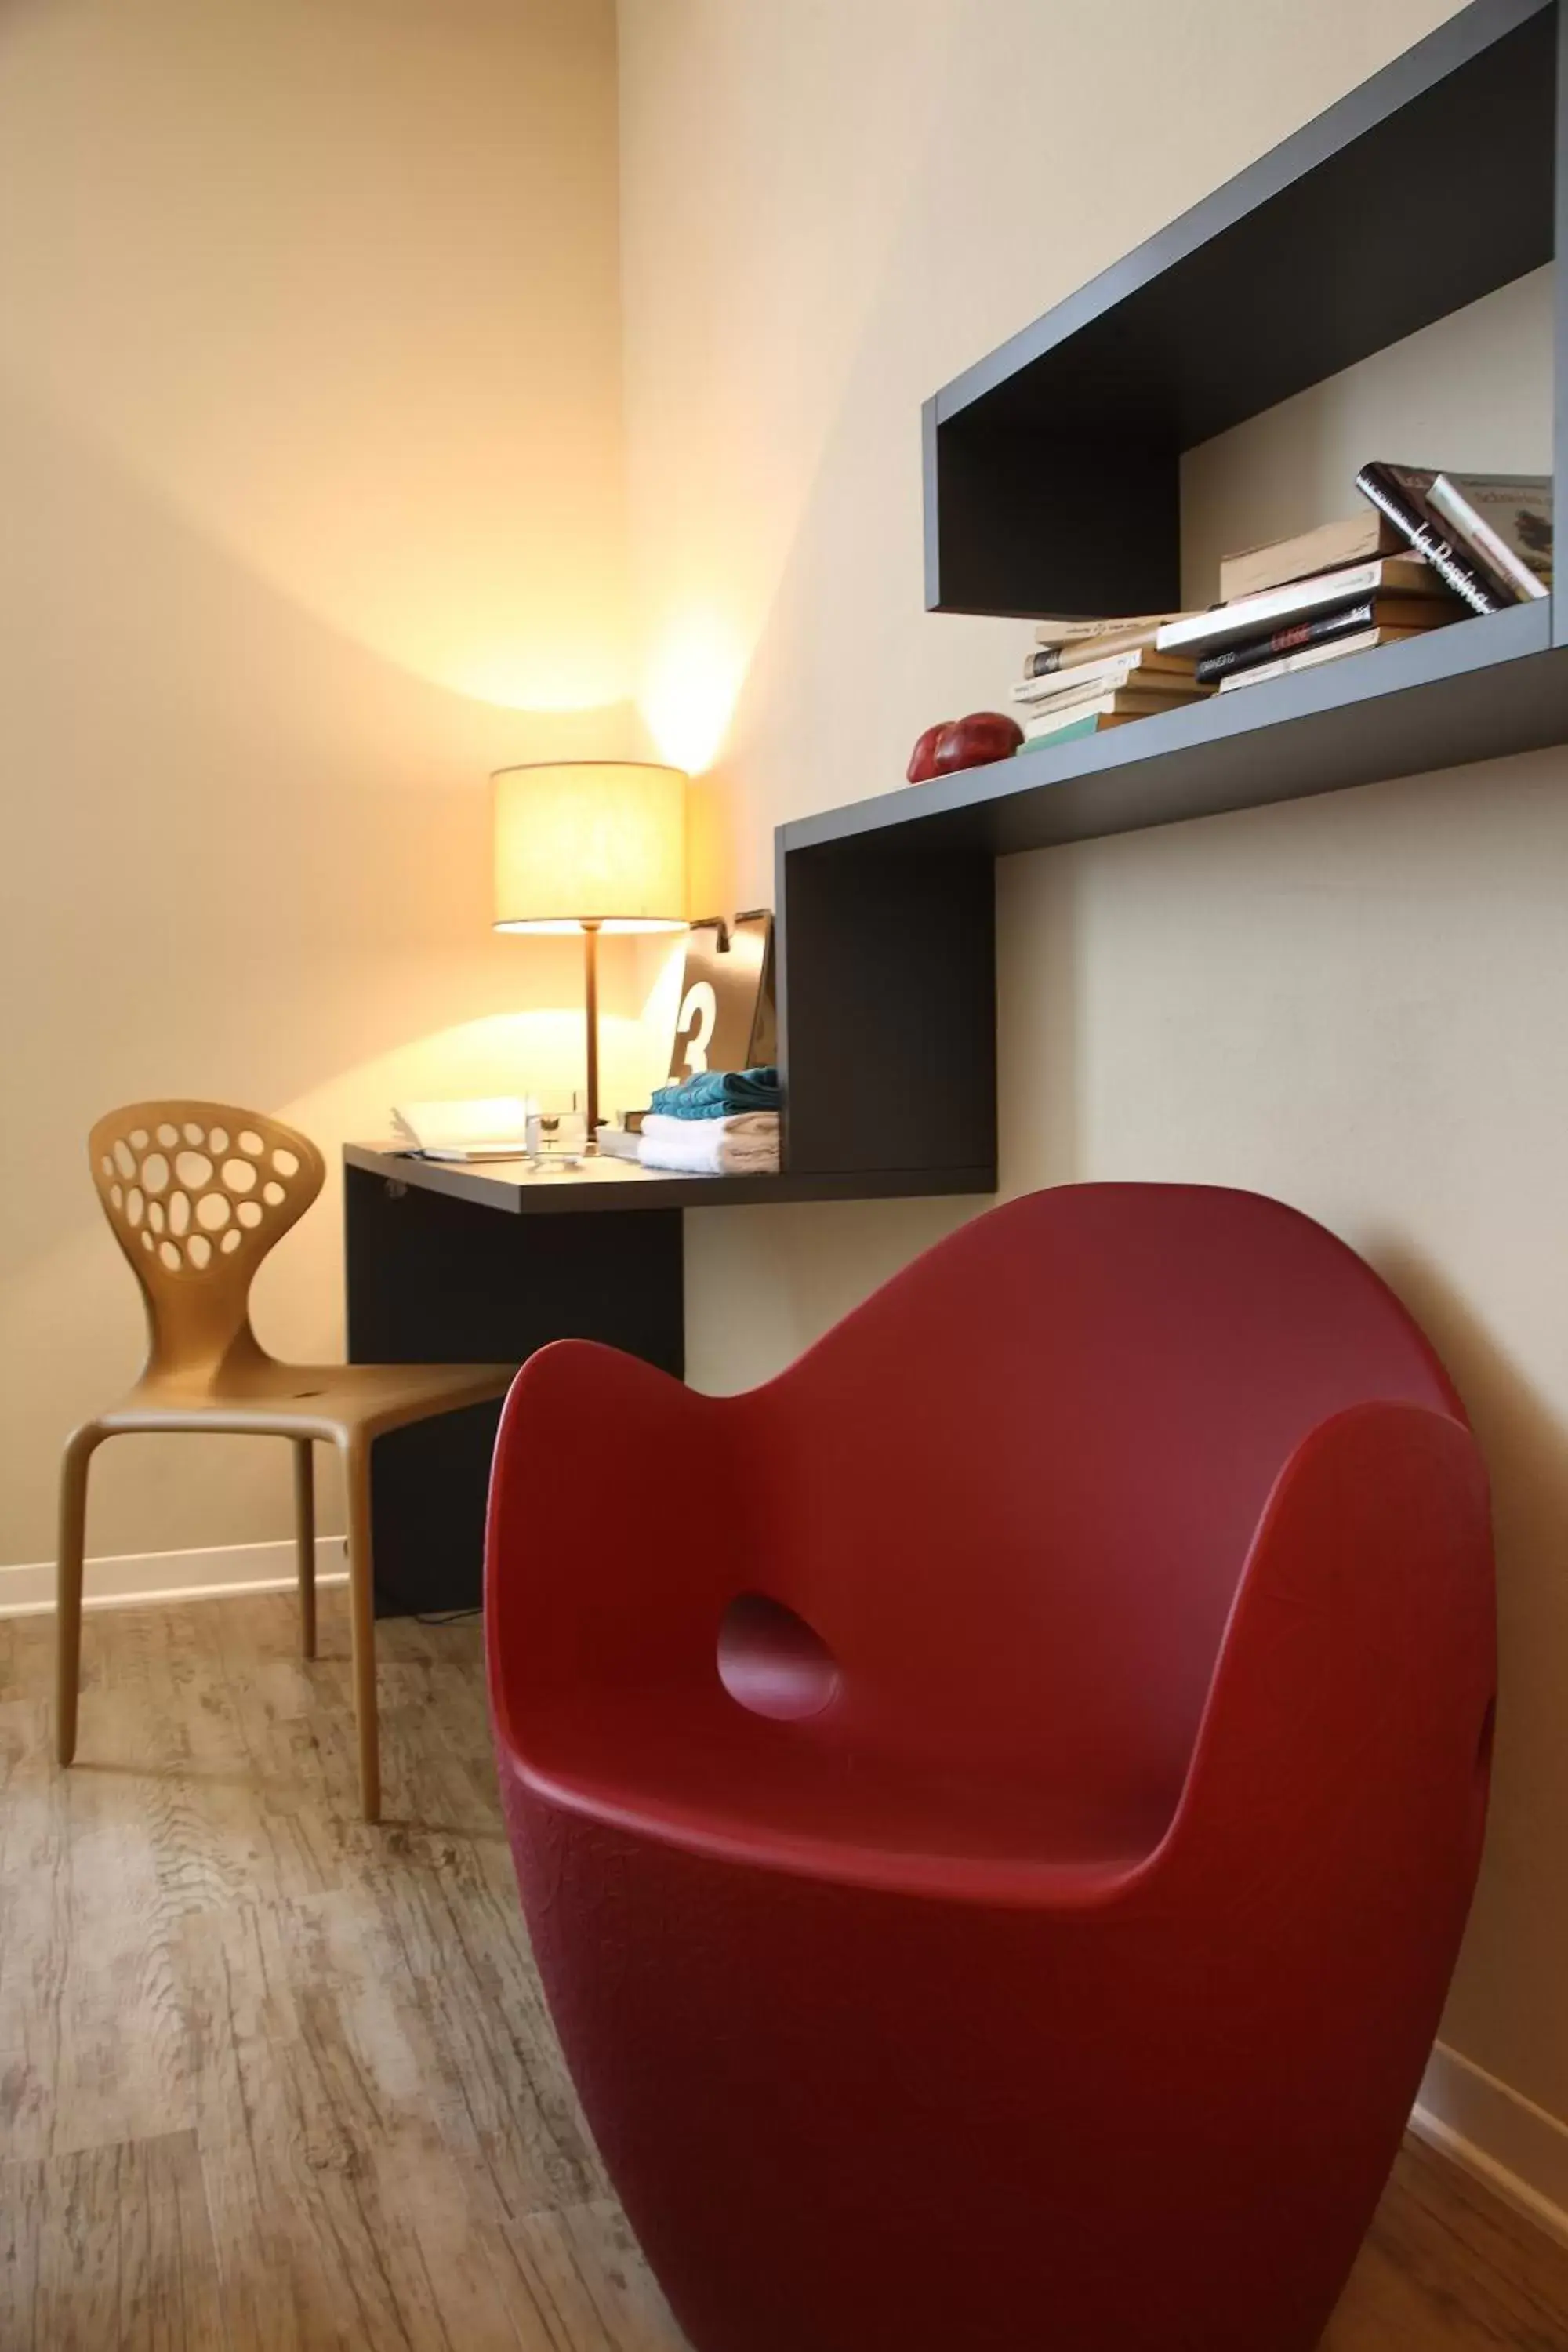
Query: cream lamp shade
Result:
<box><xmin>492</xmin><ymin>760</ymin><xmax>687</xmax><ymax>933</ymax></box>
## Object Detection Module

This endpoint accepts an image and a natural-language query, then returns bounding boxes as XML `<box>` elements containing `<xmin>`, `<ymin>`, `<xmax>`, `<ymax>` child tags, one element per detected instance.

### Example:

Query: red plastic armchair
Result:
<box><xmin>486</xmin><ymin>1185</ymin><xmax>1494</xmax><ymax>2352</ymax></box>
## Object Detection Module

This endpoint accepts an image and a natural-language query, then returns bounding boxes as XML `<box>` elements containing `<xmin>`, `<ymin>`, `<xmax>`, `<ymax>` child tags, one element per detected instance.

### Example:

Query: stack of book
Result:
<box><xmin>1156</xmin><ymin>541</ymin><xmax>1461</xmax><ymax>694</ymax></box>
<box><xmin>1156</xmin><ymin>468</ymin><xmax>1552</xmax><ymax>695</ymax></box>
<box><xmin>1013</xmin><ymin>467</ymin><xmax>1553</xmax><ymax>742</ymax></box>
<box><xmin>1011</xmin><ymin>613</ymin><xmax>1214</xmax><ymax>745</ymax></box>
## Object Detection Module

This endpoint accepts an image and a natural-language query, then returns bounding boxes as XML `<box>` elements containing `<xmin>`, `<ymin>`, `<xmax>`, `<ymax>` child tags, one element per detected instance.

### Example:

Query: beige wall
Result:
<box><xmin>0</xmin><ymin>0</ymin><xmax>659</xmax><ymax>1563</ymax></box>
<box><xmin>616</xmin><ymin>0</ymin><xmax>1568</xmax><ymax>2132</ymax></box>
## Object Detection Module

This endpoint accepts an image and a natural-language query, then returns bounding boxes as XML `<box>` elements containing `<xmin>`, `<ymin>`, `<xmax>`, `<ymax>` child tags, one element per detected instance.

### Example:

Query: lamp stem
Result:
<box><xmin>582</xmin><ymin>920</ymin><xmax>601</xmax><ymax>1147</ymax></box>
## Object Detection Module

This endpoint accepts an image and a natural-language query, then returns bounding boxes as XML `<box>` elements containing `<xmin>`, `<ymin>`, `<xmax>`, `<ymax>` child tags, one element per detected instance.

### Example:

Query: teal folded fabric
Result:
<box><xmin>650</xmin><ymin>1065</ymin><xmax>781</xmax><ymax>1120</ymax></box>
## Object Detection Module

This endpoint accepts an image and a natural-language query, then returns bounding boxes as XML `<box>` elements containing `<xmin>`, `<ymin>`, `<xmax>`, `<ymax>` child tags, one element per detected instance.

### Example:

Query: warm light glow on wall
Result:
<box><xmin>0</xmin><ymin>0</ymin><xmax>636</xmax><ymax>728</ymax></box>
<box><xmin>641</xmin><ymin>609</ymin><xmax>750</xmax><ymax>774</ymax></box>
<box><xmin>445</xmin><ymin>639</ymin><xmax>631</xmax><ymax>714</ymax></box>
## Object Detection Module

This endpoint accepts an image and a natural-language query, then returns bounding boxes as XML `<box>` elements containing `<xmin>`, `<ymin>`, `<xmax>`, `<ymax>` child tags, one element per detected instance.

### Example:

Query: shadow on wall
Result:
<box><xmin>0</xmin><ymin>370</ymin><xmax>650</xmax><ymax>1563</ymax></box>
<box><xmin>996</xmin><ymin>848</ymin><xmax>1082</xmax><ymax>1192</ymax></box>
<box><xmin>1368</xmin><ymin>1232</ymin><xmax>1568</xmax><ymax>2124</ymax></box>
<box><xmin>0</xmin><ymin>0</ymin><xmax>630</xmax><ymax>713</ymax></box>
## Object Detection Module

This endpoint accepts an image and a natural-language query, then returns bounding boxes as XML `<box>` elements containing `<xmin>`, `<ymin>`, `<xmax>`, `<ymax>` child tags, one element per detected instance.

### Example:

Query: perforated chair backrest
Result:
<box><xmin>88</xmin><ymin>1100</ymin><xmax>325</xmax><ymax>1377</ymax></box>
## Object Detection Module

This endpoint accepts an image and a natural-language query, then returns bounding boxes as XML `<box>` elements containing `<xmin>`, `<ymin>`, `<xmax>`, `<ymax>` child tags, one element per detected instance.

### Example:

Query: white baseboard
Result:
<box><xmin>1413</xmin><ymin>2040</ymin><xmax>1568</xmax><ymax>2249</ymax></box>
<box><xmin>0</xmin><ymin>1534</ymin><xmax>348</xmax><ymax>1617</ymax></box>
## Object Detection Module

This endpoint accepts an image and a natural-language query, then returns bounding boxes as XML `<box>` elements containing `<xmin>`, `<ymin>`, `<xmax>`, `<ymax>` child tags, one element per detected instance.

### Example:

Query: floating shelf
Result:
<box><xmin>784</xmin><ymin>601</ymin><xmax>1558</xmax><ymax>858</ymax></box>
<box><xmin>773</xmin><ymin>0</ymin><xmax>1568</xmax><ymax>1201</ymax></box>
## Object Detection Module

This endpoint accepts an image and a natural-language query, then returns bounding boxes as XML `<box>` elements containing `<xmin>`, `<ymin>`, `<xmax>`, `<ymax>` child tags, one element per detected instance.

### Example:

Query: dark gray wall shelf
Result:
<box><xmin>772</xmin><ymin>0</ymin><xmax>1568</xmax><ymax>1200</ymax></box>
<box><xmin>783</xmin><ymin>601</ymin><xmax>1557</xmax><ymax>859</ymax></box>
<box><xmin>924</xmin><ymin>0</ymin><xmax>1559</xmax><ymax>619</ymax></box>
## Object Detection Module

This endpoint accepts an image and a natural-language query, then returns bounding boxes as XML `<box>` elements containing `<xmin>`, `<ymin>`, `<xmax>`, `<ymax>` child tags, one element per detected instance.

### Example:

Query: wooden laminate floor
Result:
<box><xmin>3</xmin><ymin>1591</ymin><xmax>1567</xmax><ymax>2350</ymax></box>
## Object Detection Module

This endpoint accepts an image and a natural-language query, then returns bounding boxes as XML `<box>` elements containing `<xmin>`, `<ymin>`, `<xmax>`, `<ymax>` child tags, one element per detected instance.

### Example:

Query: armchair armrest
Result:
<box><xmin>1167</xmin><ymin>1398</ymin><xmax>1494</xmax><ymax>1893</ymax></box>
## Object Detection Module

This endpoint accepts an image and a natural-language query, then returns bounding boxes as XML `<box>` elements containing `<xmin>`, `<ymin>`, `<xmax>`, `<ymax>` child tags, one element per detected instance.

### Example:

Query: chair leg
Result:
<box><xmin>56</xmin><ymin>1424</ymin><xmax>107</xmax><ymax>1767</ymax></box>
<box><xmin>292</xmin><ymin>1439</ymin><xmax>317</xmax><ymax>1661</ymax></box>
<box><xmin>339</xmin><ymin>1432</ymin><xmax>380</xmax><ymax>1824</ymax></box>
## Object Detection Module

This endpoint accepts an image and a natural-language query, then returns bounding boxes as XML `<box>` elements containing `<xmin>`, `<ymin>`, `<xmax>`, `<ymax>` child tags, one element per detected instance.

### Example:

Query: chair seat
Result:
<box><xmin>512</xmin><ymin>1688</ymin><xmax>1172</xmax><ymax>1902</ymax></box>
<box><xmin>99</xmin><ymin>1356</ymin><xmax>516</xmax><ymax>1443</ymax></box>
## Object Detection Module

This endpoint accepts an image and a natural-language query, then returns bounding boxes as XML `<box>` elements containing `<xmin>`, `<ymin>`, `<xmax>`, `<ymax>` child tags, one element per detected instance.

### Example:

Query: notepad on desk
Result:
<box><xmin>390</xmin><ymin>1098</ymin><xmax>532</xmax><ymax>1160</ymax></box>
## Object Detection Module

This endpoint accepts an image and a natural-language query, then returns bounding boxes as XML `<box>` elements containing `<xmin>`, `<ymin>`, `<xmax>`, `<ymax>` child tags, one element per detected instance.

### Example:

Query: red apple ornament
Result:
<box><xmin>907</xmin><ymin>710</ymin><xmax>1022</xmax><ymax>783</ymax></box>
<box><xmin>906</xmin><ymin>722</ymin><xmax>946</xmax><ymax>783</ymax></box>
<box><xmin>935</xmin><ymin>711</ymin><xmax>1024</xmax><ymax>771</ymax></box>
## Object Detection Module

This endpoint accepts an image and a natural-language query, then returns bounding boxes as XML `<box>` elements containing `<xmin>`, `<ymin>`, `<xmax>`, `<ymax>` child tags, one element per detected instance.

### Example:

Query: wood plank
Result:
<box><xmin>1325</xmin><ymin>2136</ymin><xmax>1568</xmax><ymax>2349</ymax></box>
<box><xmin>0</xmin><ymin>1610</ymin><xmax>60</xmax><ymax>1704</ymax></box>
<box><xmin>0</xmin><ymin>1618</ymin><xmax>195</xmax><ymax>2164</ymax></box>
<box><xmin>174</xmin><ymin>1890</ymin><xmax>534</xmax><ymax>2351</ymax></box>
<box><xmin>496</xmin><ymin>2200</ymin><xmax>684</xmax><ymax>2352</ymax></box>
<box><xmin>341</xmin><ymin>1829</ymin><xmax>608</xmax><ymax>2222</ymax></box>
<box><xmin>0</xmin><ymin>2128</ymin><xmax>227</xmax><ymax>2352</ymax></box>
<box><xmin>5</xmin><ymin>1589</ymin><xmax>1567</xmax><ymax>2350</ymax></box>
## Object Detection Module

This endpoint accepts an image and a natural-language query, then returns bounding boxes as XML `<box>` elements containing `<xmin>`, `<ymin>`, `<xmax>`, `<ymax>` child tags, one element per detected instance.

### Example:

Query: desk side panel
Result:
<box><xmin>776</xmin><ymin>837</ymin><xmax>997</xmax><ymax>1184</ymax></box>
<box><xmin>344</xmin><ymin>1164</ymin><xmax>684</xmax><ymax>1612</ymax></box>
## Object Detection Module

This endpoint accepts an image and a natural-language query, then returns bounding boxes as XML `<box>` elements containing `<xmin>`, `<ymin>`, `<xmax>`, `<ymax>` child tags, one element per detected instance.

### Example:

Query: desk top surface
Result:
<box><xmin>343</xmin><ymin>1142</ymin><xmax>992</xmax><ymax>1218</ymax></box>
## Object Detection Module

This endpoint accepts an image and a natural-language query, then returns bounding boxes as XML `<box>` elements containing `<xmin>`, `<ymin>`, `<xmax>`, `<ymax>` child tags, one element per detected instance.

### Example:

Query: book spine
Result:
<box><xmin>1024</xmin><ymin>625</ymin><xmax>1169</xmax><ymax>677</ymax></box>
<box><xmin>1014</xmin><ymin>659</ymin><xmax>1138</xmax><ymax>701</ymax></box>
<box><xmin>1034</xmin><ymin>610</ymin><xmax>1173</xmax><ymax>647</ymax></box>
<box><xmin>1195</xmin><ymin>598</ymin><xmax>1378</xmax><ymax>684</ymax></box>
<box><xmin>1023</xmin><ymin>695</ymin><xmax>1112</xmax><ymax>731</ymax></box>
<box><xmin>1458</xmin><ymin>513</ymin><xmax>1546</xmax><ymax>598</ymax></box>
<box><xmin>1218</xmin><ymin>520</ymin><xmax>1398</xmax><ymax>604</ymax></box>
<box><xmin>1354</xmin><ymin>464</ymin><xmax>1509</xmax><ymax>616</ymax></box>
<box><xmin>1015</xmin><ymin>711</ymin><xmax>1108</xmax><ymax>750</ymax></box>
<box><xmin>1428</xmin><ymin>478</ymin><xmax>1548</xmax><ymax>601</ymax></box>
<box><xmin>1020</xmin><ymin>680</ymin><xmax>1127</xmax><ymax>720</ymax></box>
<box><xmin>1033</xmin><ymin>619</ymin><xmax>1116</xmax><ymax>644</ymax></box>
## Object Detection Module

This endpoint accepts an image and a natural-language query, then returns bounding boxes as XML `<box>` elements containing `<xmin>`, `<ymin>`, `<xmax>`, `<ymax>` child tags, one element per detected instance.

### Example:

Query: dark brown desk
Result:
<box><xmin>343</xmin><ymin>1143</ymin><xmax>988</xmax><ymax>1613</ymax></box>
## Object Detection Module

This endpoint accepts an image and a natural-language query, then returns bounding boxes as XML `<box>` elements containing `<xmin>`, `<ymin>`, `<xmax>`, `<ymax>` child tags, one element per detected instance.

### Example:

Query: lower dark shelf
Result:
<box><xmin>343</xmin><ymin>1145</ymin><xmax>994</xmax><ymax>1214</ymax></box>
<box><xmin>782</xmin><ymin>600</ymin><xmax>1558</xmax><ymax>859</ymax></box>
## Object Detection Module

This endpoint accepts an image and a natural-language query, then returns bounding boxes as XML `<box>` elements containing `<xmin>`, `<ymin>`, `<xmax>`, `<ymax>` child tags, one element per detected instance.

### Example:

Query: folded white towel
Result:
<box><xmin>641</xmin><ymin>1112</ymin><xmax>778</xmax><ymax>1143</ymax></box>
<box><xmin>637</xmin><ymin>1111</ymin><xmax>780</xmax><ymax>1177</ymax></box>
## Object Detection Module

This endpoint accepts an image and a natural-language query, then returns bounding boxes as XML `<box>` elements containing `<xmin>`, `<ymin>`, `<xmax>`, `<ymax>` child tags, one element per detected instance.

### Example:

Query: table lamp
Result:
<box><xmin>492</xmin><ymin>760</ymin><xmax>688</xmax><ymax>1145</ymax></box>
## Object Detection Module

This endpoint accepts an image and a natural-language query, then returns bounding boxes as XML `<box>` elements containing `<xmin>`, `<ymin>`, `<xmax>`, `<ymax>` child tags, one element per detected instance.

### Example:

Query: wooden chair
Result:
<box><xmin>57</xmin><ymin>1101</ymin><xmax>514</xmax><ymax>1820</ymax></box>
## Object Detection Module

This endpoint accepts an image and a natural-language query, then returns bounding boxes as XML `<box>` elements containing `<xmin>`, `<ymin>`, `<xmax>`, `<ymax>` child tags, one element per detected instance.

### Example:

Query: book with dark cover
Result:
<box><xmin>1193</xmin><ymin>593</ymin><xmax>1456</xmax><ymax>684</ymax></box>
<box><xmin>1157</xmin><ymin>557</ymin><xmax>1438</xmax><ymax>654</ymax></box>
<box><xmin>1217</xmin><ymin>625</ymin><xmax>1426</xmax><ymax>691</ymax></box>
<box><xmin>1354</xmin><ymin>462</ymin><xmax>1515</xmax><ymax>615</ymax></box>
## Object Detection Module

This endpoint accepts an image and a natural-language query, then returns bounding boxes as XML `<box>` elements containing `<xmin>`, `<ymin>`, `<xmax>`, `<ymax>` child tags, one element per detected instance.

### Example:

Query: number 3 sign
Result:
<box><xmin>668</xmin><ymin>911</ymin><xmax>776</xmax><ymax>1080</ymax></box>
